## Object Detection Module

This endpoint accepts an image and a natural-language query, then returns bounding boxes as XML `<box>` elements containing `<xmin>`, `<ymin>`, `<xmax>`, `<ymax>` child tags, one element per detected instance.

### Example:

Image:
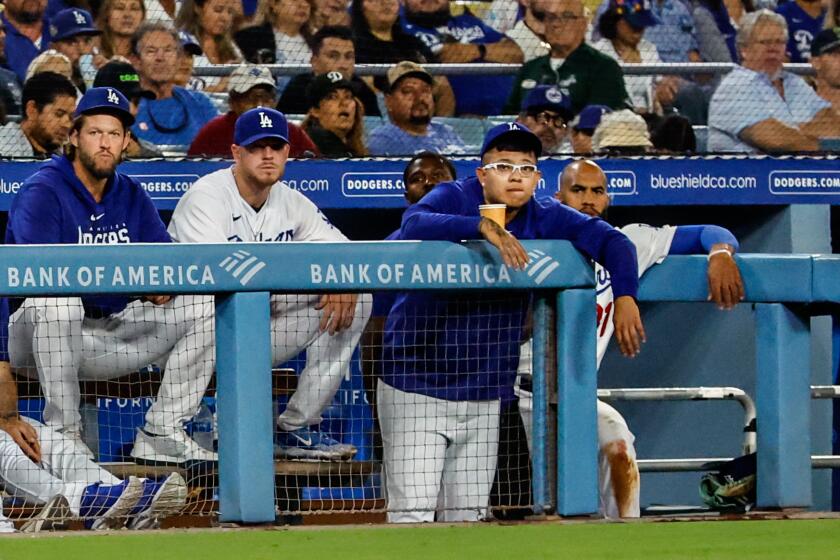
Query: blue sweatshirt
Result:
<box><xmin>6</xmin><ymin>156</ymin><xmax>171</xmax><ymax>317</ymax></box>
<box><xmin>381</xmin><ymin>176</ymin><xmax>638</xmax><ymax>401</ymax></box>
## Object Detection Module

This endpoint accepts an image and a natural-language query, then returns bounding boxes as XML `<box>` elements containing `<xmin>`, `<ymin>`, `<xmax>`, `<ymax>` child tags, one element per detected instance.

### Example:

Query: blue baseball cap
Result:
<box><xmin>610</xmin><ymin>0</ymin><xmax>658</xmax><ymax>28</ymax></box>
<box><xmin>178</xmin><ymin>31</ymin><xmax>203</xmax><ymax>56</ymax></box>
<box><xmin>570</xmin><ymin>105</ymin><xmax>612</xmax><ymax>133</ymax></box>
<box><xmin>234</xmin><ymin>107</ymin><xmax>289</xmax><ymax>147</ymax></box>
<box><xmin>522</xmin><ymin>85</ymin><xmax>573</xmax><ymax>122</ymax></box>
<box><xmin>49</xmin><ymin>8</ymin><xmax>102</xmax><ymax>43</ymax></box>
<box><xmin>480</xmin><ymin>122</ymin><xmax>542</xmax><ymax>159</ymax></box>
<box><xmin>74</xmin><ymin>86</ymin><xmax>135</xmax><ymax>126</ymax></box>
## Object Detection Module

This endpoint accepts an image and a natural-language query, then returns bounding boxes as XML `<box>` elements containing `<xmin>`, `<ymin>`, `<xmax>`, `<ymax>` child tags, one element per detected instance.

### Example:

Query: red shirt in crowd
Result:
<box><xmin>188</xmin><ymin>111</ymin><xmax>320</xmax><ymax>158</ymax></box>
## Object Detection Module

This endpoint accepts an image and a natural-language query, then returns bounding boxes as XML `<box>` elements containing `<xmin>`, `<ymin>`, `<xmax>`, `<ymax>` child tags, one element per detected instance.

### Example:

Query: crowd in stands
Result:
<box><xmin>0</xmin><ymin>0</ymin><xmax>835</xmax><ymax>154</ymax></box>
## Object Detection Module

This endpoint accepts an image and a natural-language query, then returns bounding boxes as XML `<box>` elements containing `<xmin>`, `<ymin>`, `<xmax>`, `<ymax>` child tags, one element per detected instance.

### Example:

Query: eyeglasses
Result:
<box><xmin>543</xmin><ymin>11</ymin><xmax>584</xmax><ymax>24</ymax></box>
<box><xmin>531</xmin><ymin>111</ymin><xmax>567</xmax><ymax>129</ymax></box>
<box><xmin>482</xmin><ymin>162</ymin><xmax>539</xmax><ymax>177</ymax></box>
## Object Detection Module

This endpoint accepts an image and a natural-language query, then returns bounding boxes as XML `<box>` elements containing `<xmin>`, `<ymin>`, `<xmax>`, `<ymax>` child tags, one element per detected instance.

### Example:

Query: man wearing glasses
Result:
<box><xmin>516</xmin><ymin>85</ymin><xmax>572</xmax><ymax>154</ymax></box>
<box><xmin>504</xmin><ymin>0</ymin><xmax>630</xmax><ymax>115</ymax></box>
<box><xmin>378</xmin><ymin>122</ymin><xmax>644</xmax><ymax>523</ymax></box>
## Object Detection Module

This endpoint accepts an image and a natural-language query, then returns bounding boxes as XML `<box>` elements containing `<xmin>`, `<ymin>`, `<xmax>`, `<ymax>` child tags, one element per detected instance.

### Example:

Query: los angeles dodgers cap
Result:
<box><xmin>570</xmin><ymin>105</ymin><xmax>612</xmax><ymax>133</ymax></box>
<box><xmin>74</xmin><ymin>87</ymin><xmax>135</xmax><ymax>126</ymax></box>
<box><xmin>480</xmin><ymin>122</ymin><xmax>542</xmax><ymax>159</ymax></box>
<box><xmin>49</xmin><ymin>8</ymin><xmax>102</xmax><ymax>43</ymax></box>
<box><xmin>522</xmin><ymin>85</ymin><xmax>573</xmax><ymax>122</ymax></box>
<box><xmin>811</xmin><ymin>27</ymin><xmax>840</xmax><ymax>57</ymax></box>
<box><xmin>234</xmin><ymin>107</ymin><xmax>289</xmax><ymax>147</ymax></box>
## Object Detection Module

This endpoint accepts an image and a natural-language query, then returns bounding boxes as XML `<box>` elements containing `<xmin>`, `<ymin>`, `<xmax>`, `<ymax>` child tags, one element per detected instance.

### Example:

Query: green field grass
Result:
<box><xmin>4</xmin><ymin>519</ymin><xmax>840</xmax><ymax>560</ymax></box>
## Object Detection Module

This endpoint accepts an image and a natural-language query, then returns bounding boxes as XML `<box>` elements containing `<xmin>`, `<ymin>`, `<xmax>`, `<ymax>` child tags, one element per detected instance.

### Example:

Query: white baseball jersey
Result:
<box><xmin>595</xmin><ymin>223</ymin><xmax>676</xmax><ymax>368</ymax></box>
<box><xmin>168</xmin><ymin>167</ymin><xmax>347</xmax><ymax>244</ymax></box>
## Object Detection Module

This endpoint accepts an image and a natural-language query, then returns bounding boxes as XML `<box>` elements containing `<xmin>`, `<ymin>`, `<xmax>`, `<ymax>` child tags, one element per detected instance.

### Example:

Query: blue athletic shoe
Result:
<box><xmin>275</xmin><ymin>427</ymin><xmax>356</xmax><ymax>460</ymax></box>
<box><xmin>81</xmin><ymin>478</ymin><xmax>143</xmax><ymax>530</ymax></box>
<box><xmin>126</xmin><ymin>473</ymin><xmax>188</xmax><ymax>530</ymax></box>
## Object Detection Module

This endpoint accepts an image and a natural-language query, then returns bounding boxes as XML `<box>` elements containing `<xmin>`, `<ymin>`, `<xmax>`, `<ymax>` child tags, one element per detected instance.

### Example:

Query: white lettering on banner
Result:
<box><xmin>6</xmin><ymin>265</ymin><xmax>215</xmax><ymax>289</ymax></box>
<box><xmin>310</xmin><ymin>263</ymin><xmax>512</xmax><ymax>285</ymax></box>
<box><xmin>341</xmin><ymin>172</ymin><xmax>405</xmax><ymax>198</ymax></box>
<box><xmin>286</xmin><ymin>179</ymin><xmax>329</xmax><ymax>192</ymax></box>
<box><xmin>133</xmin><ymin>175</ymin><xmax>199</xmax><ymax>197</ymax></box>
<box><xmin>0</xmin><ymin>178</ymin><xmax>23</xmax><ymax>194</ymax></box>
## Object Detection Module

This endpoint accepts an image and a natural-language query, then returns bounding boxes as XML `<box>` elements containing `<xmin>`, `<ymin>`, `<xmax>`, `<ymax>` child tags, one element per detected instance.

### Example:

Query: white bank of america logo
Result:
<box><xmin>219</xmin><ymin>250</ymin><xmax>266</xmax><ymax>286</ymax></box>
<box><xmin>525</xmin><ymin>249</ymin><xmax>560</xmax><ymax>285</ymax></box>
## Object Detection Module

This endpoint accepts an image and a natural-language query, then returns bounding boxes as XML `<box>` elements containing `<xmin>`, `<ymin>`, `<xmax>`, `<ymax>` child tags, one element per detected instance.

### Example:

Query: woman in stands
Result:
<box><xmin>302</xmin><ymin>73</ymin><xmax>367</xmax><ymax>157</ymax></box>
<box><xmin>175</xmin><ymin>0</ymin><xmax>243</xmax><ymax>91</ymax></box>
<box><xmin>308</xmin><ymin>0</ymin><xmax>350</xmax><ymax>33</ymax></box>
<box><xmin>97</xmin><ymin>0</ymin><xmax>146</xmax><ymax>60</ymax></box>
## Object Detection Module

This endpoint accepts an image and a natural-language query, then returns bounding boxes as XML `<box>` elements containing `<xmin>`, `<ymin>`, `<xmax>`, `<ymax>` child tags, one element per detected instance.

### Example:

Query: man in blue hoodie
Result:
<box><xmin>377</xmin><ymin>122</ymin><xmax>644</xmax><ymax>522</ymax></box>
<box><xmin>6</xmin><ymin>87</ymin><xmax>217</xmax><ymax>466</ymax></box>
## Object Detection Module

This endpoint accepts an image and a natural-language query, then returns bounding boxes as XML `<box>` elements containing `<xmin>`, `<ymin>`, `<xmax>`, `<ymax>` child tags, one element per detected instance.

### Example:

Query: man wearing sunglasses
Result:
<box><xmin>516</xmin><ymin>84</ymin><xmax>572</xmax><ymax>154</ymax></box>
<box><xmin>378</xmin><ymin>122</ymin><xmax>644</xmax><ymax>523</ymax></box>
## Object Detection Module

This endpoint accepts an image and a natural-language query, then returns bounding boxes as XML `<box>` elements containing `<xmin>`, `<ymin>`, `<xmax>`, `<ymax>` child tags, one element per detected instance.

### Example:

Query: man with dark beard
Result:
<box><xmin>0</xmin><ymin>71</ymin><xmax>76</xmax><ymax>157</ymax></box>
<box><xmin>1</xmin><ymin>0</ymin><xmax>51</xmax><ymax>82</ymax></box>
<box><xmin>6</xmin><ymin>87</ymin><xmax>218</xmax><ymax>465</ymax></box>
<box><xmin>367</xmin><ymin>61</ymin><xmax>465</xmax><ymax>155</ymax></box>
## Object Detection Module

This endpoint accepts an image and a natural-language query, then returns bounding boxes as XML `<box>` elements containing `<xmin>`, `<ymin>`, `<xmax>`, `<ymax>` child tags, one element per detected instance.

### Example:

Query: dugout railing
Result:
<box><xmin>1</xmin><ymin>243</ymin><xmax>834</xmax><ymax>522</ymax></box>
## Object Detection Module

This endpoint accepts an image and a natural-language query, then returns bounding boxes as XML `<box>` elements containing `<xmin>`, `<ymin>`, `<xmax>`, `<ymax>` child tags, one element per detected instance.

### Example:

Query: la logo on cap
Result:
<box><xmin>73</xmin><ymin>10</ymin><xmax>86</xmax><ymax>24</ymax></box>
<box><xmin>107</xmin><ymin>88</ymin><xmax>120</xmax><ymax>104</ymax></box>
<box><xmin>507</xmin><ymin>122</ymin><xmax>522</xmax><ymax>131</ymax></box>
<box><xmin>327</xmin><ymin>71</ymin><xmax>342</xmax><ymax>82</ymax></box>
<box><xmin>259</xmin><ymin>111</ymin><xmax>273</xmax><ymax>128</ymax></box>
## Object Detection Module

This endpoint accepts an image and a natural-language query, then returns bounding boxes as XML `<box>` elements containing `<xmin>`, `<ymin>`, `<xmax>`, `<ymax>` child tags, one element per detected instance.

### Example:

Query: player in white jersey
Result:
<box><xmin>168</xmin><ymin>107</ymin><xmax>372</xmax><ymax>460</ymax></box>
<box><xmin>517</xmin><ymin>160</ymin><xmax>744</xmax><ymax>518</ymax></box>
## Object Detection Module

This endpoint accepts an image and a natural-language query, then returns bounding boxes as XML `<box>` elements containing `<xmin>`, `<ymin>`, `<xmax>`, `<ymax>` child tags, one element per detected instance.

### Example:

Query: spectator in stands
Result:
<box><xmin>592</xmin><ymin>108</ymin><xmax>653</xmax><ymax>154</ymax></box>
<box><xmin>277</xmin><ymin>26</ymin><xmax>379</xmax><ymax>116</ymax></box>
<box><xmin>505</xmin><ymin>0</ymin><xmax>630</xmax><ymax>115</ymax></box>
<box><xmin>351</xmin><ymin>0</ymin><xmax>459</xmax><ymax>114</ymax></box>
<box><xmin>708</xmin><ymin>10</ymin><xmax>840</xmax><ymax>152</ymax></box>
<box><xmin>257</xmin><ymin>0</ymin><xmax>312</xmax><ymax>64</ymax></box>
<box><xmin>827</xmin><ymin>0</ymin><xmax>839</xmax><ymax>28</ymax></box>
<box><xmin>173</xmin><ymin>30</ymin><xmax>203</xmax><ymax>88</ymax></box>
<box><xmin>593</xmin><ymin>1</ymin><xmax>681</xmax><ymax>114</ymax></box>
<box><xmin>0</xmin><ymin>317</ymin><xmax>187</xmax><ymax>531</ymax></box>
<box><xmin>507</xmin><ymin>0</ymin><xmax>551</xmax><ymax>62</ymax></box>
<box><xmin>0</xmin><ymin>17</ymin><xmax>24</xmax><ymax>116</ymax></box>
<box><xmin>692</xmin><ymin>0</ymin><xmax>739</xmax><ymax>63</ymax></box>
<box><xmin>483</xmin><ymin>0</ymin><xmax>525</xmax><ymax>34</ymax></box>
<box><xmin>175</xmin><ymin>0</ymin><xmax>242</xmax><ymax>91</ymax></box>
<box><xmin>48</xmin><ymin>8</ymin><xmax>103</xmax><ymax>92</ymax></box>
<box><xmin>569</xmin><ymin>104</ymin><xmax>611</xmax><ymax>153</ymax></box>
<box><xmin>7</xmin><ymin>87</ymin><xmax>218</xmax><ymax>466</ymax></box>
<box><xmin>93</xmin><ymin>60</ymin><xmax>162</xmax><ymax>157</ymax></box>
<box><xmin>650</xmin><ymin>113</ymin><xmax>698</xmax><ymax>152</ymax></box>
<box><xmin>400</xmin><ymin>0</ymin><xmax>524</xmax><ymax>115</ymax></box>
<box><xmin>2</xmin><ymin>0</ymin><xmax>50</xmax><ymax>81</ymax></box>
<box><xmin>379</xmin><ymin>122</ymin><xmax>643</xmax><ymax>523</ymax></box>
<box><xmin>776</xmin><ymin>0</ymin><xmax>824</xmax><ymax>62</ymax></box>
<box><xmin>189</xmin><ymin>64</ymin><xmax>319</xmax><ymax>157</ymax></box>
<box><xmin>25</xmin><ymin>49</ymin><xmax>73</xmax><ymax>82</ymax></box>
<box><xmin>0</xmin><ymin>71</ymin><xmax>75</xmax><ymax>157</ymax></box>
<box><xmin>811</xmin><ymin>27</ymin><xmax>840</xmax><ymax>113</ymax></box>
<box><xmin>515</xmin><ymin>84</ymin><xmax>572</xmax><ymax>154</ymax></box>
<box><xmin>97</xmin><ymin>0</ymin><xmax>146</xmax><ymax>60</ymax></box>
<box><xmin>367</xmin><ymin>61</ymin><xmax>465</xmax><ymax>155</ymax></box>
<box><xmin>130</xmin><ymin>22</ymin><xmax>218</xmax><ymax>148</ymax></box>
<box><xmin>302</xmin><ymin>72</ymin><xmax>366</xmax><ymax>156</ymax></box>
<box><xmin>309</xmin><ymin>0</ymin><xmax>350</xmax><ymax>32</ymax></box>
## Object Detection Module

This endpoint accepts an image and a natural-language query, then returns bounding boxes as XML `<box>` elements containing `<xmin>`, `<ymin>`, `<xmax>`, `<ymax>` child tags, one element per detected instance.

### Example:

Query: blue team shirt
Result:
<box><xmin>775</xmin><ymin>1</ymin><xmax>825</xmax><ymax>63</ymax></box>
<box><xmin>1</xmin><ymin>13</ymin><xmax>51</xmax><ymax>82</ymax></box>
<box><xmin>401</xmin><ymin>12</ymin><xmax>515</xmax><ymax>115</ymax></box>
<box><xmin>381</xmin><ymin>176</ymin><xmax>638</xmax><ymax>402</ymax></box>
<box><xmin>367</xmin><ymin>122</ymin><xmax>466</xmax><ymax>156</ymax></box>
<box><xmin>133</xmin><ymin>87</ymin><xmax>219</xmax><ymax>147</ymax></box>
<box><xmin>6</xmin><ymin>156</ymin><xmax>171</xmax><ymax>316</ymax></box>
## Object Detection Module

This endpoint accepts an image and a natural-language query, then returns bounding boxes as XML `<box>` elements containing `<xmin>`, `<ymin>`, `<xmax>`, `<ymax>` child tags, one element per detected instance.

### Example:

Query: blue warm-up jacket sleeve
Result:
<box><xmin>401</xmin><ymin>183</ymin><xmax>483</xmax><ymax>241</ymax></box>
<box><xmin>669</xmin><ymin>225</ymin><xmax>739</xmax><ymax>255</ymax></box>
<box><xmin>7</xmin><ymin>184</ymin><xmax>63</xmax><ymax>244</ymax></box>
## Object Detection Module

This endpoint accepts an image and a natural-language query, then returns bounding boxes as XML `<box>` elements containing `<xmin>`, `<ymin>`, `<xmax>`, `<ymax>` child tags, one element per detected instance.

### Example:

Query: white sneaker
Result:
<box><xmin>84</xmin><ymin>478</ymin><xmax>145</xmax><ymax>530</ymax></box>
<box><xmin>130</xmin><ymin>428</ymin><xmax>218</xmax><ymax>465</ymax></box>
<box><xmin>20</xmin><ymin>494</ymin><xmax>70</xmax><ymax>533</ymax></box>
<box><xmin>126</xmin><ymin>472</ymin><xmax>188</xmax><ymax>530</ymax></box>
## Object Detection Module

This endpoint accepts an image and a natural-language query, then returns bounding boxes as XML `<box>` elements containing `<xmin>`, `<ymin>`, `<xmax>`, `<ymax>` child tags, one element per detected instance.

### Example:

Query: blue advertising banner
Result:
<box><xmin>0</xmin><ymin>156</ymin><xmax>837</xmax><ymax>210</ymax></box>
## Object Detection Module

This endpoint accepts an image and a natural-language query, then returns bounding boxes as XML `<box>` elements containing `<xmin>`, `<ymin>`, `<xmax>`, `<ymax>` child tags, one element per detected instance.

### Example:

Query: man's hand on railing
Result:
<box><xmin>0</xmin><ymin>415</ymin><xmax>41</xmax><ymax>464</ymax></box>
<box><xmin>478</xmin><ymin>217</ymin><xmax>530</xmax><ymax>270</ymax></box>
<box><xmin>316</xmin><ymin>293</ymin><xmax>359</xmax><ymax>335</ymax></box>
<box><xmin>614</xmin><ymin>295</ymin><xmax>646</xmax><ymax>358</ymax></box>
<box><xmin>707</xmin><ymin>246</ymin><xmax>744</xmax><ymax>310</ymax></box>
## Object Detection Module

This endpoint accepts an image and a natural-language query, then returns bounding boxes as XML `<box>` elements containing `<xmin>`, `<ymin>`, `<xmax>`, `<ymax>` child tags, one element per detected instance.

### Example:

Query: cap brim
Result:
<box><xmin>231</xmin><ymin>80</ymin><xmax>276</xmax><ymax>94</ymax></box>
<box><xmin>236</xmin><ymin>131</ymin><xmax>289</xmax><ymax>147</ymax></box>
<box><xmin>183</xmin><ymin>44</ymin><xmax>203</xmax><ymax>56</ymax></box>
<box><xmin>390</xmin><ymin>71</ymin><xmax>433</xmax><ymax>91</ymax></box>
<box><xmin>77</xmin><ymin>107</ymin><xmax>135</xmax><ymax>127</ymax></box>
<box><xmin>482</xmin><ymin>129</ymin><xmax>543</xmax><ymax>159</ymax></box>
<box><xmin>814</xmin><ymin>40</ymin><xmax>840</xmax><ymax>56</ymax></box>
<box><xmin>624</xmin><ymin>11</ymin><xmax>657</xmax><ymax>28</ymax></box>
<box><xmin>528</xmin><ymin>104</ymin><xmax>573</xmax><ymax>122</ymax></box>
<box><xmin>55</xmin><ymin>28</ymin><xmax>102</xmax><ymax>41</ymax></box>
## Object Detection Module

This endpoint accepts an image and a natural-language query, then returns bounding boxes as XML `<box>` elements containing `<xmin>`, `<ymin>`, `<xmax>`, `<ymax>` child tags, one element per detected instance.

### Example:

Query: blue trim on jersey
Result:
<box><xmin>382</xmin><ymin>176</ymin><xmax>638</xmax><ymax>401</ymax></box>
<box><xmin>6</xmin><ymin>156</ymin><xmax>171</xmax><ymax>316</ymax></box>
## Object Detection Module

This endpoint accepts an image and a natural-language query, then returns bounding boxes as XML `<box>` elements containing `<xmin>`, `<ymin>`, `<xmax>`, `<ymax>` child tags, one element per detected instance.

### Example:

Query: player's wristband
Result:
<box><xmin>707</xmin><ymin>248</ymin><xmax>733</xmax><ymax>260</ymax></box>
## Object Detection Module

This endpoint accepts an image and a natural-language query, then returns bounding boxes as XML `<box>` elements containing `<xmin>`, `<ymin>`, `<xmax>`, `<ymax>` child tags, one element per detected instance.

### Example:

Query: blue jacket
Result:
<box><xmin>381</xmin><ymin>176</ymin><xmax>638</xmax><ymax>401</ymax></box>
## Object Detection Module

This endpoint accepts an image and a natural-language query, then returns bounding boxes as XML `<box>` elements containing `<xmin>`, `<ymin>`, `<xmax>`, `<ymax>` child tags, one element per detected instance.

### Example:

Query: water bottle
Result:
<box><xmin>192</xmin><ymin>399</ymin><xmax>215</xmax><ymax>451</ymax></box>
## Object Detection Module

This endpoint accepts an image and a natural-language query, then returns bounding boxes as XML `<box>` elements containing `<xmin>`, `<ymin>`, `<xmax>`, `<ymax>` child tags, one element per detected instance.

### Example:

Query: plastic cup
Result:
<box><xmin>479</xmin><ymin>204</ymin><xmax>506</xmax><ymax>227</ymax></box>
